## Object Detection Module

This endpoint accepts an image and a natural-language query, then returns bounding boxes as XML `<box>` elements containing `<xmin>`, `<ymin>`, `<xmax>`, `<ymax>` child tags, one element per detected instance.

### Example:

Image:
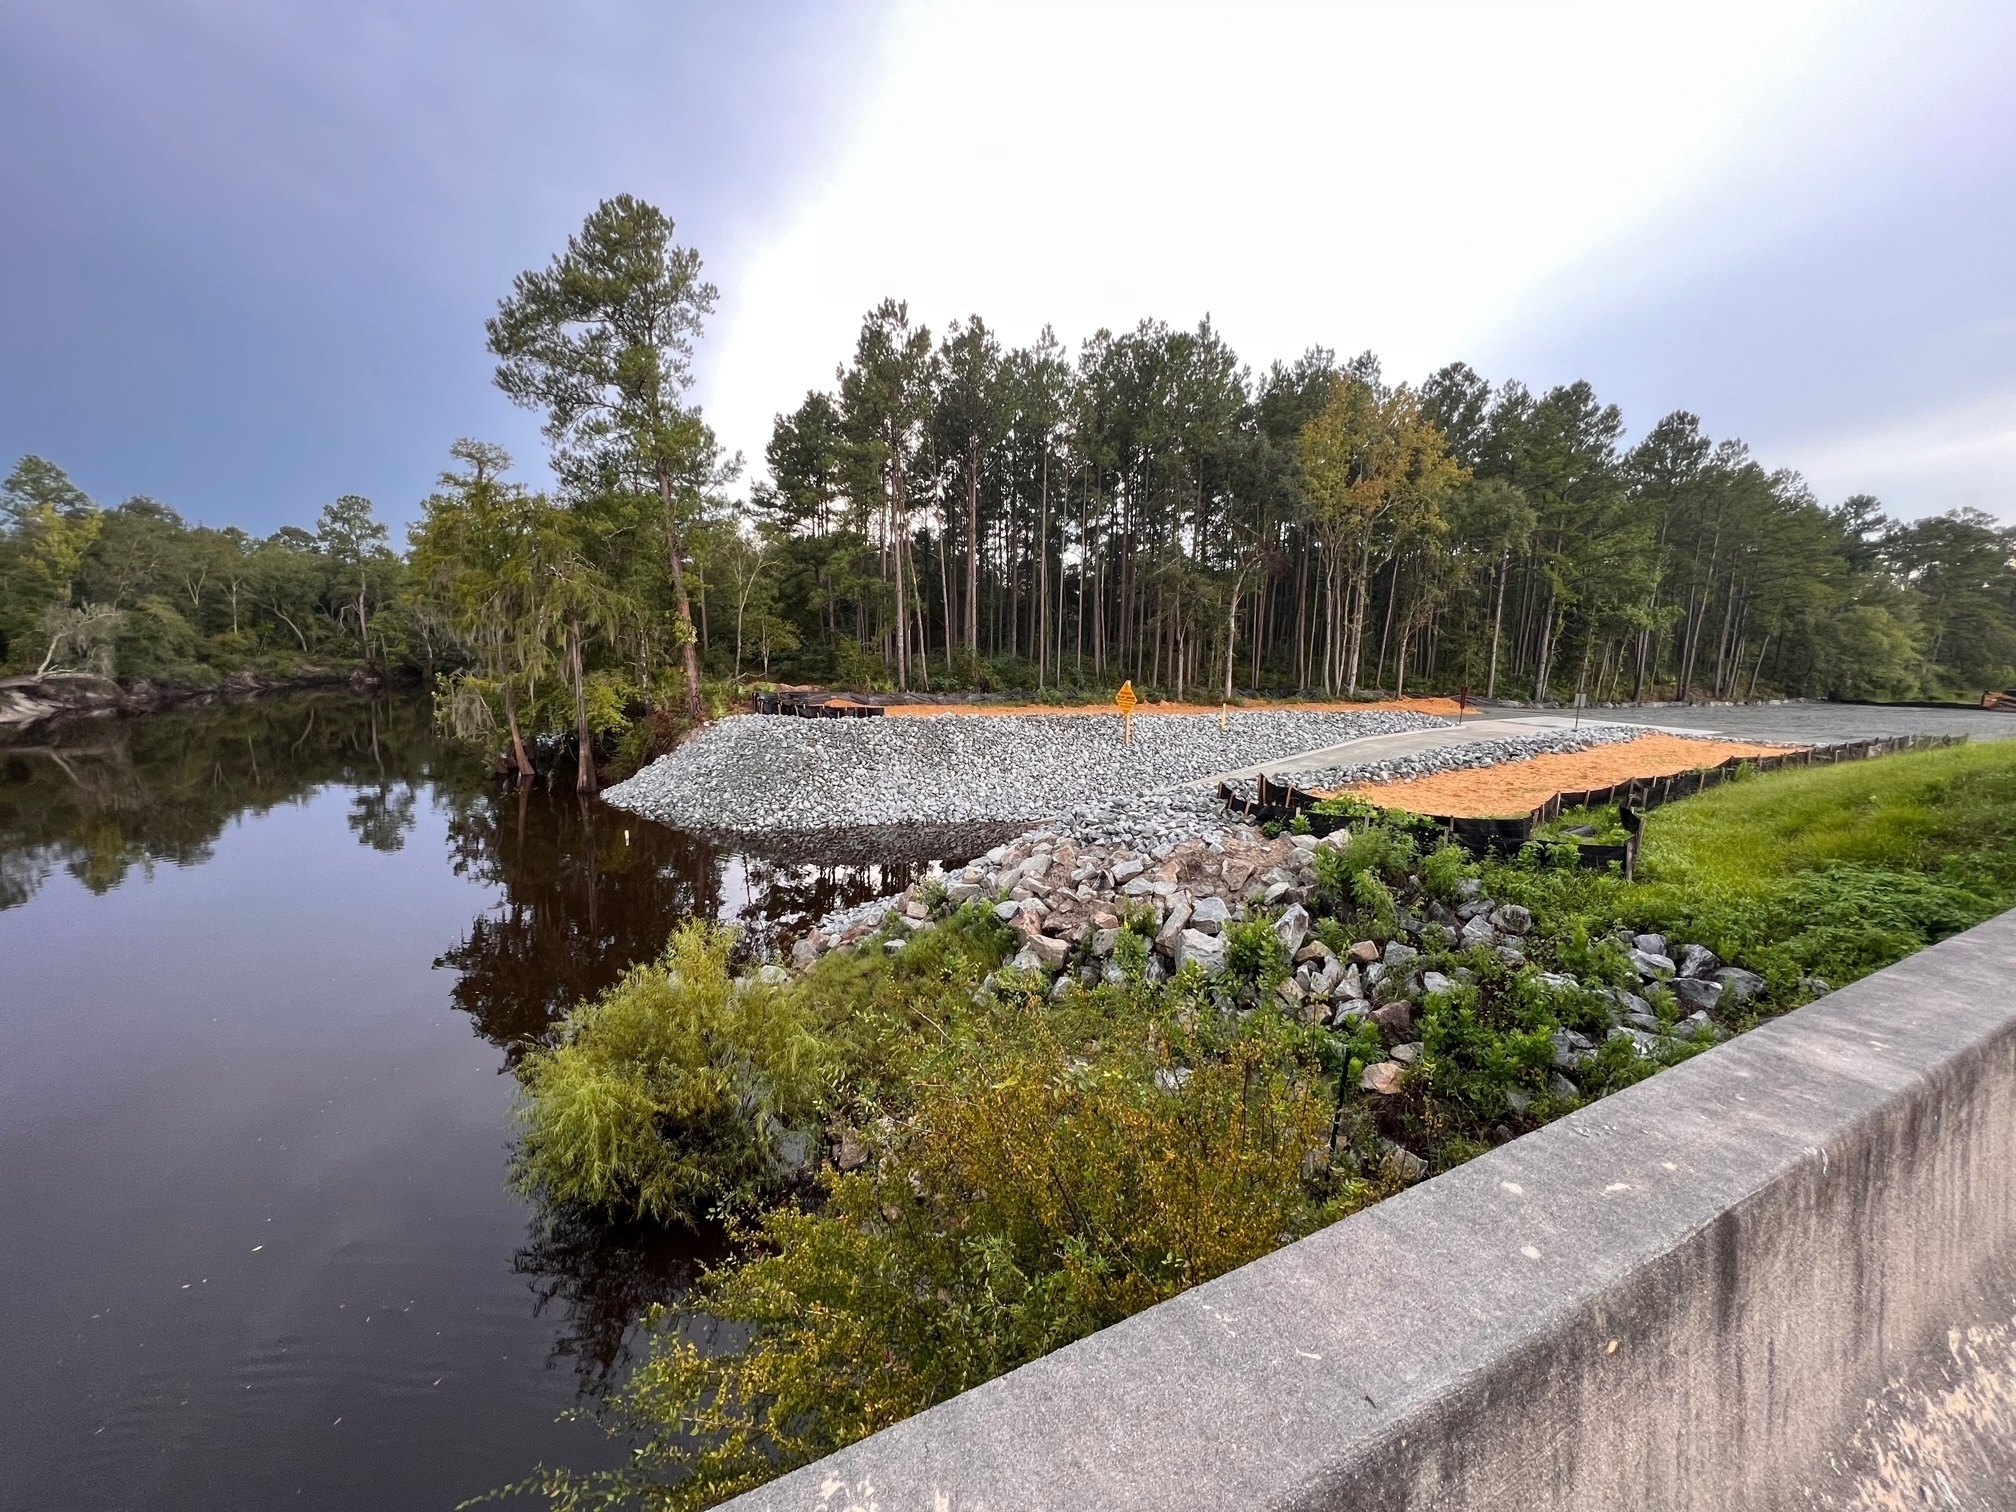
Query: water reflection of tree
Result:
<box><xmin>348</xmin><ymin>782</ymin><xmax>418</xmax><ymax>851</ymax></box>
<box><xmin>433</xmin><ymin>787</ymin><xmax>731</xmax><ymax>1052</ymax></box>
<box><xmin>511</xmin><ymin>1209</ymin><xmax>727</xmax><ymax>1393</ymax></box>
<box><xmin>0</xmin><ymin>694</ymin><xmax>452</xmax><ymax>909</ymax></box>
<box><xmin>430</xmin><ymin>797</ymin><xmax>1014</xmax><ymax>1055</ymax></box>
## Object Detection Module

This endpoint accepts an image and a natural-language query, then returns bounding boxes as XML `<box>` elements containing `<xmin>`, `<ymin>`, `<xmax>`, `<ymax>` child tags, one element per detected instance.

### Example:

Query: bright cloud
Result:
<box><xmin>701</xmin><ymin>0</ymin><xmax>1848</xmax><ymax>477</ymax></box>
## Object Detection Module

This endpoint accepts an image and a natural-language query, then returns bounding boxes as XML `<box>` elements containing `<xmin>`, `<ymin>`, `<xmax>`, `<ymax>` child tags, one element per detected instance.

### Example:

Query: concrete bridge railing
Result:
<box><xmin>724</xmin><ymin>907</ymin><xmax>2016</xmax><ymax>1511</ymax></box>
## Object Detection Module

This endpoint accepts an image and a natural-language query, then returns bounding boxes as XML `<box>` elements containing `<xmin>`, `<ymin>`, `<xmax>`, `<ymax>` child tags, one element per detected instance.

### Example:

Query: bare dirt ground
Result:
<box><xmin>1332</xmin><ymin>732</ymin><xmax>1803</xmax><ymax>817</ymax></box>
<box><xmin>879</xmin><ymin>695</ymin><xmax>1464</xmax><ymax>719</ymax></box>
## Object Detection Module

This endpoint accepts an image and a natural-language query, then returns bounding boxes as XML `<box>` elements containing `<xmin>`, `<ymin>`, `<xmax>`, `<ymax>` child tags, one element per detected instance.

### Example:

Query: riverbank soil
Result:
<box><xmin>1332</xmin><ymin>732</ymin><xmax>1804</xmax><ymax>817</ymax></box>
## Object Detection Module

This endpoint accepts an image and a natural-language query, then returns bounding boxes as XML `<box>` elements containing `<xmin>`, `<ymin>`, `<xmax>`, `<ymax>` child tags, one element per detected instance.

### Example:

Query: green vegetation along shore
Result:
<box><xmin>491</xmin><ymin>739</ymin><xmax>2016</xmax><ymax>1511</ymax></box>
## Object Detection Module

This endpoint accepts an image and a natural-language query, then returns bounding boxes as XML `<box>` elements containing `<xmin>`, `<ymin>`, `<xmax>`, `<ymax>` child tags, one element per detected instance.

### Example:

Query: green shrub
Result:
<box><xmin>1224</xmin><ymin>915</ymin><xmax>1289</xmax><ymax>987</ymax></box>
<box><xmin>512</xmin><ymin>1003</ymin><xmax>1376</xmax><ymax>1512</ymax></box>
<box><xmin>511</xmin><ymin>922</ymin><xmax>828</xmax><ymax>1223</ymax></box>
<box><xmin>1419</xmin><ymin>842</ymin><xmax>1474</xmax><ymax>904</ymax></box>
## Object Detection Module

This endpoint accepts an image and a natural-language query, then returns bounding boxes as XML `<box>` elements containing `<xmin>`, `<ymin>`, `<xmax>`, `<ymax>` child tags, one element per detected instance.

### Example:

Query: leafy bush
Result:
<box><xmin>512</xmin><ymin>999</ymin><xmax>1376</xmax><ymax>1512</ymax></box>
<box><xmin>1419</xmin><ymin>842</ymin><xmax>1475</xmax><ymax>903</ymax></box>
<box><xmin>1223</xmin><ymin>914</ymin><xmax>1289</xmax><ymax>987</ymax></box>
<box><xmin>512</xmin><ymin>923</ymin><xmax>828</xmax><ymax>1223</ymax></box>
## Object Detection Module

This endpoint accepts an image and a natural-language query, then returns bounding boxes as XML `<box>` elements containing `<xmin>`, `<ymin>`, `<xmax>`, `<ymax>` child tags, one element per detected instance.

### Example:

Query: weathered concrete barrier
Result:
<box><xmin>725</xmin><ymin>908</ymin><xmax>2016</xmax><ymax>1510</ymax></box>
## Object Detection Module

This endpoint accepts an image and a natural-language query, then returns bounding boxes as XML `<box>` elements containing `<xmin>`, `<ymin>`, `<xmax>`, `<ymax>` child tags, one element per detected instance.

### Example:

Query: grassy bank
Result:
<box><xmin>492</xmin><ymin>741</ymin><xmax>2016</xmax><ymax>1512</ymax></box>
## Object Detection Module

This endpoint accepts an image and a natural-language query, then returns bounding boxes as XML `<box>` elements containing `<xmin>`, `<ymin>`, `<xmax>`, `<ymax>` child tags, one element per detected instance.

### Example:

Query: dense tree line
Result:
<box><xmin>9</xmin><ymin>194</ymin><xmax>2012</xmax><ymax>795</ymax></box>
<box><xmin>750</xmin><ymin>318</ymin><xmax>2016</xmax><ymax>707</ymax></box>
<box><xmin>0</xmin><ymin>454</ymin><xmax>414</xmax><ymax>684</ymax></box>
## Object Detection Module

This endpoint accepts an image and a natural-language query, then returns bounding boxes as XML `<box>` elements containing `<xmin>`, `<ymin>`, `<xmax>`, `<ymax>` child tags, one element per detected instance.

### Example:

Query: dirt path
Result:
<box><xmin>1330</xmin><ymin>732</ymin><xmax>1804</xmax><ymax>817</ymax></box>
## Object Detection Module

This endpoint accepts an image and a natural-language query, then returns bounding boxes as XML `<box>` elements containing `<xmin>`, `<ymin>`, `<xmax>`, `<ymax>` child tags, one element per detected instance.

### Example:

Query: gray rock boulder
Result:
<box><xmin>1676</xmin><ymin>942</ymin><xmax>1721</xmax><ymax>979</ymax></box>
<box><xmin>1715</xmin><ymin>966</ymin><xmax>1766</xmax><ymax>1004</ymax></box>
<box><xmin>1189</xmin><ymin>895</ymin><xmax>1231</xmax><ymax>935</ymax></box>
<box><xmin>1490</xmin><ymin>903</ymin><xmax>1533</xmax><ymax>935</ymax></box>
<box><xmin>1669</xmin><ymin>976</ymin><xmax>1724</xmax><ymax>1015</ymax></box>
<box><xmin>1273</xmin><ymin>903</ymin><xmax>1310</xmax><ymax>958</ymax></box>
<box><xmin>1607</xmin><ymin>987</ymin><xmax>1652</xmax><ymax>1019</ymax></box>
<box><xmin>1609</xmin><ymin>1024</ymin><xmax>1663</xmax><ymax>1057</ymax></box>
<box><xmin>1176</xmin><ymin>929</ymin><xmax>1228</xmax><ymax>975</ymax></box>
<box><xmin>1551</xmin><ymin>1028</ymin><xmax>1595</xmax><ymax>1069</ymax></box>
<box><xmin>1629</xmin><ymin>947</ymin><xmax>1676</xmax><ymax>979</ymax></box>
<box><xmin>1370</xmin><ymin>1000</ymin><xmax>1416</xmax><ymax>1040</ymax></box>
<box><xmin>1380</xmin><ymin>1141</ymin><xmax>1427</xmax><ymax>1181</ymax></box>
<box><xmin>1633</xmin><ymin>932</ymin><xmax>1669</xmax><ymax>958</ymax></box>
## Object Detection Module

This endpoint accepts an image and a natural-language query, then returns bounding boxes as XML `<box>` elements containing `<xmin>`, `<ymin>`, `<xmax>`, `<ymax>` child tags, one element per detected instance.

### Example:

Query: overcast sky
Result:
<box><xmin>3</xmin><ymin>0</ymin><xmax>2012</xmax><ymax>535</ymax></box>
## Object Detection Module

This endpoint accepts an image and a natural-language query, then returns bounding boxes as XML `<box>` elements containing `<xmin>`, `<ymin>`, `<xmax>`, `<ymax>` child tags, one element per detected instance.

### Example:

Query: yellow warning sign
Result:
<box><xmin>1116</xmin><ymin>680</ymin><xmax>1136</xmax><ymax>744</ymax></box>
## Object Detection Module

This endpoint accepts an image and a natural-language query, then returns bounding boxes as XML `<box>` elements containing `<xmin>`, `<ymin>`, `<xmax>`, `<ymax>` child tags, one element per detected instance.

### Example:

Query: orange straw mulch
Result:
<box><xmin>1330</xmin><ymin>733</ymin><xmax>1806</xmax><ymax>819</ymax></box>
<box><xmin>882</xmin><ymin>695</ymin><xmax>1465</xmax><ymax>719</ymax></box>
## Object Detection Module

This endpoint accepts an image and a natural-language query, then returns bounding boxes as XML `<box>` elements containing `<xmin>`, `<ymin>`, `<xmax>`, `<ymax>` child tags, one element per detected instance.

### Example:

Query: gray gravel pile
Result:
<box><xmin>603</xmin><ymin>709</ymin><xmax>1443</xmax><ymax>833</ymax></box>
<box><xmin>1222</xmin><ymin>723</ymin><xmax>1649</xmax><ymax>800</ymax></box>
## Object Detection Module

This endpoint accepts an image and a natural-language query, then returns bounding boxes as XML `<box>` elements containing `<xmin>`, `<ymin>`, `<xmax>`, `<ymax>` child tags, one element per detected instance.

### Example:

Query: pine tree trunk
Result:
<box><xmin>1487</xmin><ymin>552</ymin><xmax>1508</xmax><ymax>699</ymax></box>
<box><xmin>1036</xmin><ymin>450</ymin><xmax>1049</xmax><ymax>687</ymax></box>
<box><xmin>655</xmin><ymin>465</ymin><xmax>704</xmax><ymax>718</ymax></box>
<box><xmin>964</xmin><ymin>439</ymin><xmax>979</xmax><ymax>653</ymax></box>
<box><xmin>1533</xmin><ymin>586</ymin><xmax>1557</xmax><ymax>702</ymax></box>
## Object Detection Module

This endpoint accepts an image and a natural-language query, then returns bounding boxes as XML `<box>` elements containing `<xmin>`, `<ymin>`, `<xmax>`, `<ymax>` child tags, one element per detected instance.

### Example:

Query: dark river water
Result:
<box><xmin>0</xmin><ymin>694</ymin><xmax>998</xmax><ymax>1512</ymax></box>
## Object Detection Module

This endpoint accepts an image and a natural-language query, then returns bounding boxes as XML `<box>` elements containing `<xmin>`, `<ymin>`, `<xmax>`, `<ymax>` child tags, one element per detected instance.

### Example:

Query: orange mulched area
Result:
<box><xmin>1330</xmin><ymin>733</ymin><xmax>1806</xmax><ymax>818</ymax></box>
<box><xmin>881</xmin><ymin>695</ymin><xmax>1466</xmax><ymax>719</ymax></box>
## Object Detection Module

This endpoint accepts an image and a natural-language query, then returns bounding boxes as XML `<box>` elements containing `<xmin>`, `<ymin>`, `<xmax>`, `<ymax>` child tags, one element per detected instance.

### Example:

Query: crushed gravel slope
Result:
<box><xmin>602</xmin><ymin>709</ymin><xmax>1443</xmax><ymax>833</ymax></box>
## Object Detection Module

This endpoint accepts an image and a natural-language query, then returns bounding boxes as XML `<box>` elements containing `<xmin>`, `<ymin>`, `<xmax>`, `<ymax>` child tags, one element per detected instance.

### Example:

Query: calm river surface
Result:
<box><xmin>0</xmin><ymin>694</ymin><xmax>994</xmax><ymax>1511</ymax></box>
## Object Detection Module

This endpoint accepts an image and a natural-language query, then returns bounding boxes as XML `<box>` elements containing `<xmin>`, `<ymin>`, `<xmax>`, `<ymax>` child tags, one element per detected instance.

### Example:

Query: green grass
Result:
<box><xmin>1639</xmin><ymin>741</ymin><xmax>2016</xmax><ymax>899</ymax></box>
